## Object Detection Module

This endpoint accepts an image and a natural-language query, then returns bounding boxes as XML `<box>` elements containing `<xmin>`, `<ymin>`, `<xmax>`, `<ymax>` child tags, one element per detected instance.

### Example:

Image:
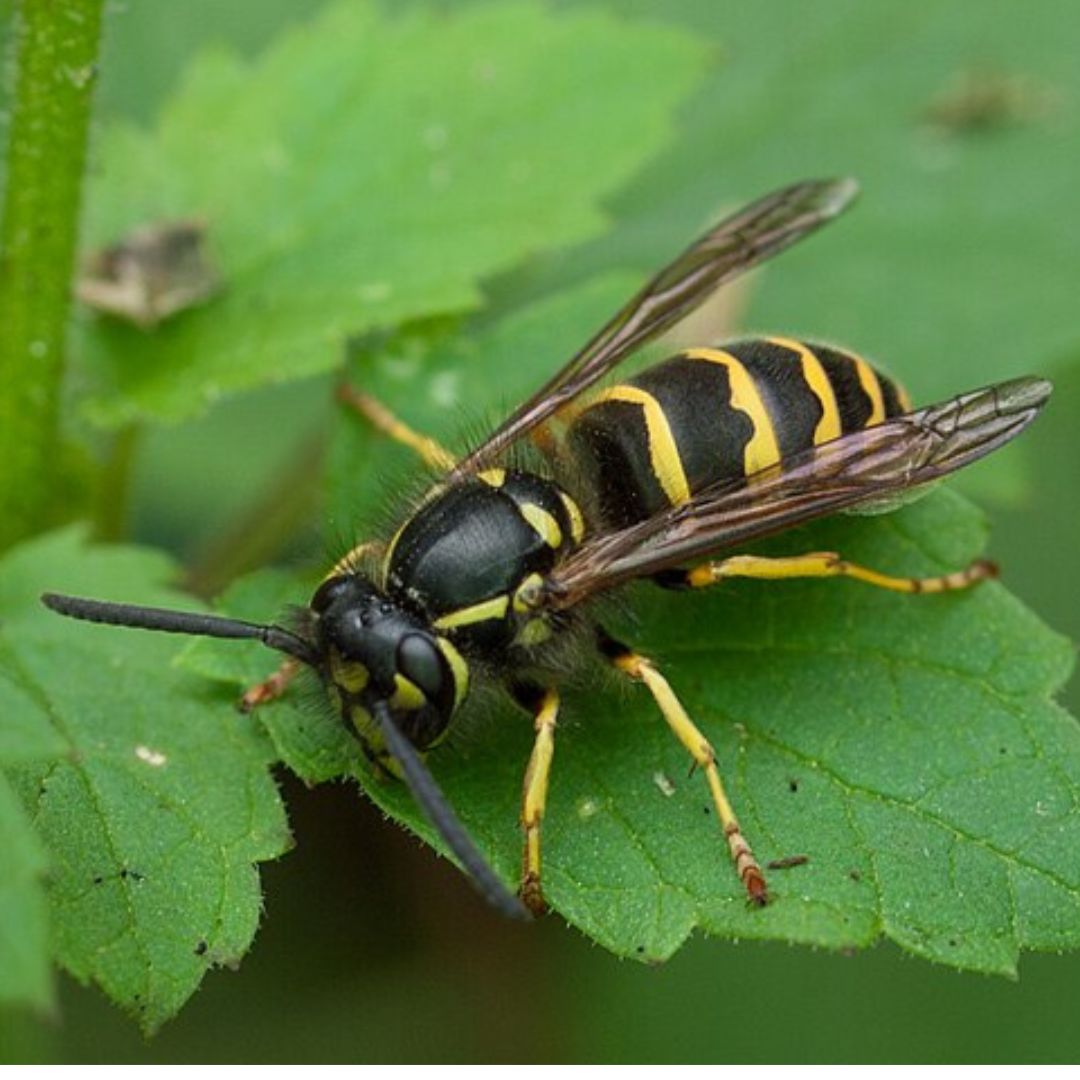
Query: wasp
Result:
<box><xmin>44</xmin><ymin>179</ymin><xmax>1051</xmax><ymax>919</ymax></box>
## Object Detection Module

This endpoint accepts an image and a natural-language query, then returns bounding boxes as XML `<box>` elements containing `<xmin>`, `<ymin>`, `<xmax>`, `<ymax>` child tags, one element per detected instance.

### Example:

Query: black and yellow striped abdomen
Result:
<box><xmin>565</xmin><ymin>337</ymin><xmax>911</xmax><ymax>529</ymax></box>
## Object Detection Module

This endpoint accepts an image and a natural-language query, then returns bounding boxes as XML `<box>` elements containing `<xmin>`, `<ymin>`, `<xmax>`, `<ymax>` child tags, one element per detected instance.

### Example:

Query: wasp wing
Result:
<box><xmin>544</xmin><ymin>377</ymin><xmax>1051</xmax><ymax>607</ymax></box>
<box><xmin>449</xmin><ymin>177</ymin><xmax>859</xmax><ymax>480</ymax></box>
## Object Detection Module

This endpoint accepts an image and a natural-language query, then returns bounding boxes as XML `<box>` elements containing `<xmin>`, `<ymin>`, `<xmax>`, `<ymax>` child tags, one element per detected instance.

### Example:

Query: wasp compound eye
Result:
<box><xmin>396</xmin><ymin>633</ymin><xmax>445</xmax><ymax>701</ymax></box>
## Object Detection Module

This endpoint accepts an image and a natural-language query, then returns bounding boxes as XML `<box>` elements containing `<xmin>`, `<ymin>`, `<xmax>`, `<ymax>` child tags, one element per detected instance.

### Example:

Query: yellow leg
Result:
<box><xmin>601</xmin><ymin>634</ymin><xmax>767</xmax><ymax>906</ymax></box>
<box><xmin>680</xmin><ymin>552</ymin><xmax>997</xmax><ymax>595</ymax></box>
<box><xmin>336</xmin><ymin>382</ymin><xmax>456</xmax><ymax>471</ymax></box>
<box><xmin>515</xmin><ymin>685</ymin><xmax>560</xmax><ymax>916</ymax></box>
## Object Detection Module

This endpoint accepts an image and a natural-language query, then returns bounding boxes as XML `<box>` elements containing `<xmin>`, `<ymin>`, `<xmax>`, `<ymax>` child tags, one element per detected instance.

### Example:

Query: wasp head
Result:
<box><xmin>309</xmin><ymin>573</ymin><xmax>466</xmax><ymax>758</ymax></box>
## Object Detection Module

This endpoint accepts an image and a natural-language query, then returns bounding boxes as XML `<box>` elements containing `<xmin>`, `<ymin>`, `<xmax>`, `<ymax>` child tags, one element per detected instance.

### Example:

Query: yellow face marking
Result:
<box><xmin>767</xmin><ymin>337</ymin><xmax>841</xmax><ymax>446</ymax></box>
<box><xmin>478</xmin><ymin>468</ymin><xmax>507</xmax><ymax>488</ymax></box>
<box><xmin>374</xmin><ymin>747</ymin><xmax>406</xmax><ymax>781</ymax></box>
<box><xmin>591</xmin><ymin>385</ymin><xmax>690</xmax><ymax>505</ymax></box>
<box><xmin>519</xmin><ymin>502</ymin><xmax>563</xmax><ymax>550</ymax></box>
<box><xmin>329</xmin><ymin>651</ymin><xmax>370</xmax><ymax>694</ymax></box>
<box><xmin>391</xmin><ymin>674</ymin><xmax>426</xmax><ymax>711</ymax></box>
<box><xmin>558</xmin><ymin>491</ymin><xmax>586</xmax><ymax>544</ymax></box>
<box><xmin>435</xmin><ymin>636</ymin><xmax>469</xmax><ymax>709</ymax></box>
<box><xmin>852</xmin><ymin>354</ymin><xmax>886</xmax><ymax>425</ymax></box>
<box><xmin>896</xmin><ymin>381</ymin><xmax>914</xmax><ymax>413</ymax></box>
<box><xmin>684</xmin><ymin>348</ymin><xmax>781</xmax><ymax>475</ymax></box>
<box><xmin>349</xmin><ymin>702</ymin><xmax>377</xmax><ymax>745</ymax></box>
<box><xmin>432</xmin><ymin>593</ymin><xmax>510</xmax><ymax>631</ymax></box>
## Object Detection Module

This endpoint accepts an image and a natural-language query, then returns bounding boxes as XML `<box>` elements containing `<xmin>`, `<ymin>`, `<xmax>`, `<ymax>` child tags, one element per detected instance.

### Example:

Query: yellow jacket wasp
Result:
<box><xmin>44</xmin><ymin>179</ymin><xmax>1051</xmax><ymax>919</ymax></box>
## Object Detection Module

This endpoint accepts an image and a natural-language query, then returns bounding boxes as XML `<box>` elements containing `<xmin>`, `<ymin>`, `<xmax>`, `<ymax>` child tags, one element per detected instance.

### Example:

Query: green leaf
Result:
<box><xmin>181</xmin><ymin>568</ymin><xmax>359</xmax><ymax>786</ymax></box>
<box><xmin>184</xmin><ymin>277</ymin><xmax>1079</xmax><ymax>974</ymax></box>
<box><xmin>75</xmin><ymin>0</ymin><xmax>707</xmax><ymax>427</ymax></box>
<box><xmin>0</xmin><ymin>628</ymin><xmax>68</xmax><ymax>1015</ymax></box>
<box><xmin>540</xmin><ymin>0</ymin><xmax>1080</xmax><ymax>401</ymax></box>
<box><xmin>0</xmin><ymin>772</ymin><xmax>52</xmax><ymax>1013</ymax></box>
<box><xmin>0</xmin><ymin>529</ymin><xmax>291</xmax><ymax>1033</ymax></box>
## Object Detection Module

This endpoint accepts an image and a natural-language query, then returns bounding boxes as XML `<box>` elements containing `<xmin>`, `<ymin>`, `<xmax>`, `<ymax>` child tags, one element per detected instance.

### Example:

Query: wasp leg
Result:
<box><xmin>336</xmin><ymin>382</ymin><xmax>456</xmax><ymax>471</ymax></box>
<box><xmin>241</xmin><ymin>540</ymin><xmax>384</xmax><ymax>711</ymax></box>
<box><xmin>240</xmin><ymin>657</ymin><xmax>301</xmax><ymax>712</ymax></box>
<box><xmin>511</xmin><ymin>682</ymin><xmax>560</xmax><ymax>916</ymax></box>
<box><xmin>598</xmin><ymin>631</ymin><xmax>768</xmax><ymax>906</ymax></box>
<box><xmin>659</xmin><ymin>552</ymin><xmax>997</xmax><ymax>595</ymax></box>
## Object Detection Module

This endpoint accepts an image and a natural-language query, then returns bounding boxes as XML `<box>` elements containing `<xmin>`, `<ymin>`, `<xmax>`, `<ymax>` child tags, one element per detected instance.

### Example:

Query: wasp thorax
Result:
<box><xmin>310</xmin><ymin>573</ymin><xmax>461</xmax><ymax>751</ymax></box>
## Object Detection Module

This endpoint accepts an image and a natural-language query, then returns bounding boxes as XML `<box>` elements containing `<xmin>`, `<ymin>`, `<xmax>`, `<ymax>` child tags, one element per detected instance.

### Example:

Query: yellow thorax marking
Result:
<box><xmin>684</xmin><ymin>348</ymin><xmax>781</xmax><ymax>475</ymax></box>
<box><xmin>767</xmin><ymin>336</ymin><xmax>842</xmax><ymax>445</ymax></box>
<box><xmin>382</xmin><ymin>520</ymin><xmax>408</xmax><ymax>582</ymax></box>
<box><xmin>433</xmin><ymin>594</ymin><xmax>510</xmax><ymax>631</ymax></box>
<box><xmin>851</xmin><ymin>353</ymin><xmax>886</xmax><ymax>425</ymax></box>
<box><xmin>558</xmin><ymin>491</ymin><xmax>586</xmax><ymax>544</ymax></box>
<box><xmin>512</xmin><ymin>572</ymin><xmax>545</xmax><ymax>614</ymax></box>
<box><xmin>478</xmin><ymin>468</ymin><xmax>507</xmax><ymax>488</ymax></box>
<box><xmin>591</xmin><ymin>385</ymin><xmax>690</xmax><ymax>505</ymax></box>
<box><xmin>519</xmin><ymin>503</ymin><xmax>563</xmax><ymax>550</ymax></box>
<box><xmin>327</xmin><ymin>539</ymin><xmax>381</xmax><ymax>581</ymax></box>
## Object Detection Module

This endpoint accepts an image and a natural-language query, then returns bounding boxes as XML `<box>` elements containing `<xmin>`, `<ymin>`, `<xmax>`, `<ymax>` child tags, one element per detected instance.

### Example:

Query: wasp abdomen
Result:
<box><xmin>566</xmin><ymin>337</ymin><xmax>910</xmax><ymax>528</ymax></box>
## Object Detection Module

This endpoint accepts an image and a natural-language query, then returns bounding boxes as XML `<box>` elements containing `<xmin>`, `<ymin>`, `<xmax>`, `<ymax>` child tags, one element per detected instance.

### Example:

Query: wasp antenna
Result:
<box><xmin>373</xmin><ymin>700</ymin><xmax>531</xmax><ymax>921</ymax></box>
<box><xmin>41</xmin><ymin>592</ymin><xmax>318</xmax><ymax>665</ymax></box>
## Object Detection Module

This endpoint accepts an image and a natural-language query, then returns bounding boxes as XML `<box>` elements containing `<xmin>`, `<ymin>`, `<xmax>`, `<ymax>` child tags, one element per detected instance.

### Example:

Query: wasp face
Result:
<box><xmin>309</xmin><ymin>573</ymin><xmax>464</xmax><ymax>755</ymax></box>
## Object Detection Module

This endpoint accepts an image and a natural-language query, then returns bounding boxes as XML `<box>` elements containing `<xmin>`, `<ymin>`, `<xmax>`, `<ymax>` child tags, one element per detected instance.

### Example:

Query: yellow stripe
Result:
<box><xmin>767</xmin><ymin>336</ymin><xmax>842</xmax><ymax>445</ymax></box>
<box><xmin>684</xmin><ymin>348</ymin><xmax>781</xmax><ymax>475</ymax></box>
<box><xmin>478</xmin><ymin>468</ymin><xmax>507</xmax><ymax>488</ymax></box>
<box><xmin>896</xmin><ymin>381</ymin><xmax>913</xmax><ymax>413</ymax></box>
<box><xmin>433</xmin><ymin>594</ymin><xmax>509</xmax><ymax>631</ymax></box>
<box><xmin>558</xmin><ymin>491</ymin><xmax>586</xmax><ymax>544</ymax></box>
<box><xmin>852</xmin><ymin>354</ymin><xmax>886</xmax><ymax>426</ymax></box>
<box><xmin>512</xmin><ymin>572</ymin><xmax>545</xmax><ymax>614</ymax></box>
<box><xmin>590</xmin><ymin>385</ymin><xmax>690</xmax><ymax>505</ymax></box>
<box><xmin>519</xmin><ymin>503</ymin><xmax>563</xmax><ymax>550</ymax></box>
<box><xmin>382</xmin><ymin>519</ymin><xmax>409</xmax><ymax>584</ymax></box>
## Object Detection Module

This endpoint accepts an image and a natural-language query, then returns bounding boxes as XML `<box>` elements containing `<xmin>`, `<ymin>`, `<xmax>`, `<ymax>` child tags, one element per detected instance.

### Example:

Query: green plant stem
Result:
<box><xmin>94</xmin><ymin>423</ymin><xmax>140</xmax><ymax>542</ymax></box>
<box><xmin>0</xmin><ymin>0</ymin><xmax>105</xmax><ymax>549</ymax></box>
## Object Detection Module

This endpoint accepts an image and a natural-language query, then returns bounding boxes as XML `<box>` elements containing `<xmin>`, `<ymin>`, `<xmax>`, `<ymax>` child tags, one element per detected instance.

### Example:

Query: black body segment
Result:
<box><xmin>385</xmin><ymin>470</ymin><xmax>581</xmax><ymax>654</ymax></box>
<box><xmin>565</xmin><ymin>338</ymin><xmax>910</xmax><ymax>530</ymax></box>
<box><xmin>564</xmin><ymin>398</ymin><xmax>675</xmax><ymax>528</ymax></box>
<box><xmin>387</xmin><ymin>481</ymin><xmax>544</xmax><ymax>612</ymax></box>
<box><xmin>721</xmin><ymin>340</ymin><xmax>825</xmax><ymax>457</ymax></box>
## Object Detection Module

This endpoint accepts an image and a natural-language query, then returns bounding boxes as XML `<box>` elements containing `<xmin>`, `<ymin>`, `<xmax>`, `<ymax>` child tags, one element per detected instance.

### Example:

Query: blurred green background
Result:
<box><xmin>3</xmin><ymin>0</ymin><xmax>1080</xmax><ymax>1063</ymax></box>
